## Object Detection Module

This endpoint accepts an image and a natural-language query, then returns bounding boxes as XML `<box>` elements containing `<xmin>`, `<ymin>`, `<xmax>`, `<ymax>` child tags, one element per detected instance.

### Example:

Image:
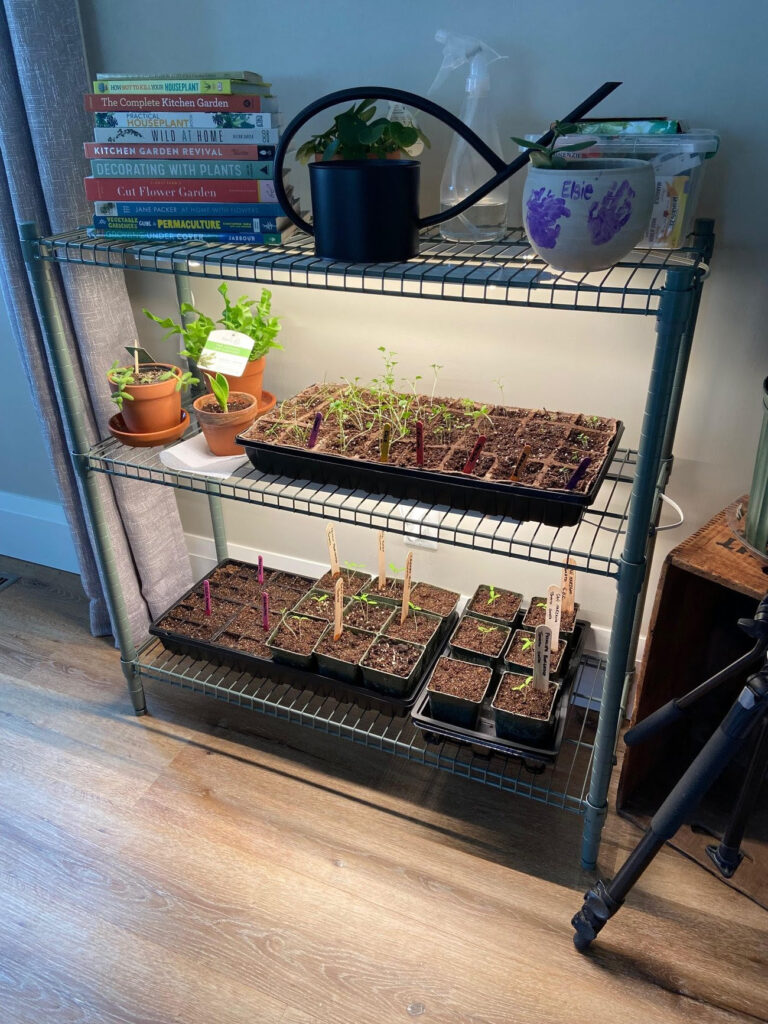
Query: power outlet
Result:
<box><xmin>403</xmin><ymin>505</ymin><xmax>439</xmax><ymax>551</ymax></box>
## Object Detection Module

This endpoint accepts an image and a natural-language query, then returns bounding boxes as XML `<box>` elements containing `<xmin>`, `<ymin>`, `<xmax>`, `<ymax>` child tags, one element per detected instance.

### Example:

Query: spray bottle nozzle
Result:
<box><xmin>428</xmin><ymin>29</ymin><xmax>506</xmax><ymax>96</ymax></box>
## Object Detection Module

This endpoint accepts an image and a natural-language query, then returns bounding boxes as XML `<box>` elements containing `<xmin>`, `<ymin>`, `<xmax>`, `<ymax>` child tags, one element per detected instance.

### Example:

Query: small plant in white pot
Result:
<box><xmin>513</xmin><ymin>122</ymin><xmax>654</xmax><ymax>272</ymax></box>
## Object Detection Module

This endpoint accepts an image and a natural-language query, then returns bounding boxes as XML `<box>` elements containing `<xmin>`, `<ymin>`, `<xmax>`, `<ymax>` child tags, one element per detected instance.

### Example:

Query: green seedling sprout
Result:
<box><xmin>512</xmin><ymin>675</ymin><xmax>534</xmax><ymax>691</ymax></box>
<box><xmin>511</xmin><ymin>121</ymin><xmax>596</xmax><ymax>169</ymax></box>
<box><xmin>350</xmin><ymin>592</ymin><xmax>378</xmax><ymax>623</ymax></box>
<box><xmin>521</xmin><ymin>637</ymin><xmax>535</xmax><ymax>653</ymax></box>
<box><xmin>493</xmin><ymin>377</ymin><xmax>505</xmax><ymax>405</ymax></box>
<box><xmin>206</xmin><ymin>372</ymin><xmax>230</xmax><ymax>413</ymax></box>
<box><xmin>576</xmin><ymin>432</ymin><xmax>591</xmax><ymax>449</ymax></box>
<box><xmin>285</xmin><ymin>614</ymin><xmax>312</xmax><ymax>641</ymax></box>
<box><xmin>536</xmin><ymin>601</ymin><xmax>547</xmax><ymax>609</ymax></box>
<box><xmin>311</xmin><ymin>593</ymin><xmax>329</xmax><ymax>606</ymax></box>
<box><xmin>476</xmin><ymin>622</ymin><xmax>498</xmax><ymax>634</ymax></box>
<box><xmin>487</xmin><ymin>585</ymin><xmax>501</xmax><ymax>606</ymax></box>
<box><xmin>429</xmin><ymin>363</ymin><xmax>444</xmax><ymax>404</ymax></box>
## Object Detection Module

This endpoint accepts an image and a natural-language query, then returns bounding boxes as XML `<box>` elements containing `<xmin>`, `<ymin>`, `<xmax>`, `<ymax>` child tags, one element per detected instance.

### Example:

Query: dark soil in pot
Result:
<box><xmin>384</xmin><ymin>608</ymin><xmax>441</xmax><ymax>648</ymax></box>
<box><xmin>268</xmin><ymin>615</ymin><xmax>326</xmax><ymax>657</ymax></box>
<box><xmin>343</xmin><ymin>597</ymin><xmax>394</xmax><ymax>631</ymax></box>
<box><xmin>315</xmin><ymin>568</ymin><xmax>370</xmax><ymax>594</ymax></box>
<box><xmin>157</xmin><ymin>597</ymin><xmax>239</xmax><ymax>641</ymax></box>
<box><xmin>468</xmin><ymin>585</ymin><xmax>522</xmax><ymax>623</ymax></box>
<box><xmin>522</xmin><ymin>598</ymin><xmax>579</xmax><ymax>634</ymax></box>
<box><xmin>315</xmin><ymin>626</ymin><xmax>374</xmax><ymax>665</ymax></box>
<box><xmin>262</xmin><ymin>583</ymin><xmax>309</xmax><ymax>614</ymax></box>
<box><xmin>364</xmin><ymin>577</ymin><xmax>405</xmax><ymax>600</ymax></box>
<box><xmin>361</xmin><ymin>637</ymin><xmax>422</xmax><ymax>677</ymax></box>
<box><xmin>428</xmin><ymin>657</ymin><xmax>491</xmax><ymax>702</ymax></box>
<box><xmin>227</xmin><ymin>606</ymin><xmax>282</xmax><ymax>639</ymax></box>
<box><xmin>494</xmin><ymin>673</ymin><xmax>557</xmax><ymax>721</ymax></box>
<box><xmin>410</xmin><ymin>582</ymin><xmax>460</xmax><ymax>618</ymax></box>
<box><xmin>442</xmin><ymin>447</ymin><xmax>496</xmax><ymax>476</ymax></box>
<box><xmin>450</xmin><ymin>614</ymin><xmax>510</xmax><ymax>660</ymax></box>
<box><xmin>293</xmin><ymin>589</ymin><xmax>341</xmax><ymax>621</ymax></box>
<box><xmin>505</xmin><ymin>628</ymin><xmax>567</xmax><ymax>675</ymax></box>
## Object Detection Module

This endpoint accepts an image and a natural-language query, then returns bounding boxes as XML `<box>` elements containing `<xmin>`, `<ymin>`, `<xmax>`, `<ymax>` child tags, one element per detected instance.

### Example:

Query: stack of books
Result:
<box><xmin>83</xmin><ymin>71</ymin><xmax>292</xmax><ymax>245</ymax></box>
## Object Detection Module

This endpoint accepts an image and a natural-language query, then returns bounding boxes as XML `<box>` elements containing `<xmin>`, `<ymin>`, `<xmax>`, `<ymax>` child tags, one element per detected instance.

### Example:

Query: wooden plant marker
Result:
<box><xmin>532</xmin><ymin>624</ymin><xmax>552</xmax><ymax>691</ymax></box>
<box><xmin>462</xmin><ymin>435</ymin><xmax>487</xmax><ymax>474</ymax></box>
<box><xmin>380</xmin><ymin>423</ymin><xmax>392</xmax><ymax>463</ymax></box>
<box><xmin>510</xmin><ymin>445</ymin><xmax>531</xmax><ymax>483</ymax></box>
<box><xmin>261</xmin><ymin>591</ymin><xmax>270</xmax><ymax>630</ymax></box>
<box><xmin>333</xmin><ymin>577</ymin><xmax>344</xmax><ymax>641</ymax></box>
<box><xmin>326</xmin><ymin>524</ymin><xmax>340</xmax><ymax>577</ymax></box>
<box><xmin>307</xmin><ymin>412</ymin><xmax>323</xmax><ymax>449</ymax></box>
<box><xmin>562</xmin><ymin>559</ymin><xmax>576</xmax><ymax>618</ymax></box>
<box><xmin>565</xmin><ymin>456</ymin><xmax>591</xmax><ymax>491</ymax></box>
<box><xmin>415</xmin><ymin>420</ymin><xmax>424</xmax><ymax>468</ymax></box>
<box><xmin>377</xmin><ymin>531</ymin><xmax>386</xmax><ymax>588</ymax></box>
<box><xmin>257</xmin><ymin>554</ymin><xmax>264</xmax><ymax>584</ymax></box>
<box><xmin>133</xmin><ymin>342</ymin><xmax>139</xmax><ymax>375</ymax></box>
<box><xmin>400</xmin><ymin>551</ymin><xmax>413</xmax><ymax>625</ymax></box>
<box><xmin>546</xmin><ymin>583</ymin><xmax>562</xmax><ymax>651</ymax></box>
<box><xmin>203</xmin><ymin>579</ymin><xmax>212</xmax><ymax>616</ymax></box>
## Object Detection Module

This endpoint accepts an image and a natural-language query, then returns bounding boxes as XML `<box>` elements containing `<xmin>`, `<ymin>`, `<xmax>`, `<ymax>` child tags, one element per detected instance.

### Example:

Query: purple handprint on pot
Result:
<box><xmin>525</xmin><ymin>187</ymin><xmax>571</xmax><ymax>249</ymax></box>
<box><xmin>588</xmin><ymin>179</ymin><xmax>636</xmax><ymax>245</ymax></box>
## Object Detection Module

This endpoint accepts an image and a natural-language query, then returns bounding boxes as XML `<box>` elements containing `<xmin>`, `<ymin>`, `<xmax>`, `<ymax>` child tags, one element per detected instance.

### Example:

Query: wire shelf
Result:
<box><xmin>86</xmin><ymin>435</ymin><xmax>638</xmax><ymax>577</ymax></box>
<box><xmin>37</xmin><ymin>228</ymin><xmax>705</xmax><ymax>314</ymax></box>
<box><xmin>135</xmin><ymin>636</ymin><xmax>603</xmax><ymax>813</ymax></box>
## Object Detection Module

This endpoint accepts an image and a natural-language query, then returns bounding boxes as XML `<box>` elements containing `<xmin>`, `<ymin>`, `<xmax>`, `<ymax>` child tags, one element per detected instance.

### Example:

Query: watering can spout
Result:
<box><xmin>273</xmin><ymin>82</ymin><xmax>621</xmax><ymax>259</ymax></box>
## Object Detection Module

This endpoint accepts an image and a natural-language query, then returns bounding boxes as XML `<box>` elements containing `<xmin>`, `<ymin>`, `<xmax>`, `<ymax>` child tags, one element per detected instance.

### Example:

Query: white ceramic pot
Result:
<box><xmin>522</xmin><ymin>158</ymin><xmax>655</xmax><ymax>272</ymax></box>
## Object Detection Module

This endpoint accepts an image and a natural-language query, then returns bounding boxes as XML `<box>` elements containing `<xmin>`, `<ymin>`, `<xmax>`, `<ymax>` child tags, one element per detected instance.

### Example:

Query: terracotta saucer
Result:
<box><xmin>257</xmin><ymin>390</ymin><xmax>277</xmax><ymax>417</ymax></box>
<box><xmin>108</xmin><ymin>409</ymin><xmax>191</xmax><ymax>448</ymax></box>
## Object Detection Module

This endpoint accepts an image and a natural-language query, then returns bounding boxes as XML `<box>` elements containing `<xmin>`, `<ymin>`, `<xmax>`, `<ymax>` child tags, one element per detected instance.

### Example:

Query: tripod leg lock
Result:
<box><xmin>571</xmin><ymin>879</ymin><xmax>623</xmax><ymax>952</ymax></box>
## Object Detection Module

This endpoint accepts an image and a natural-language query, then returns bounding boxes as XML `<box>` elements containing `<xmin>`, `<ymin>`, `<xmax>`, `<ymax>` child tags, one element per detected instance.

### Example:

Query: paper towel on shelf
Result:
<box><xmin>159</xmin><ymin>433</ymin><xmax>248</xmax><ymax>478</ymax></box>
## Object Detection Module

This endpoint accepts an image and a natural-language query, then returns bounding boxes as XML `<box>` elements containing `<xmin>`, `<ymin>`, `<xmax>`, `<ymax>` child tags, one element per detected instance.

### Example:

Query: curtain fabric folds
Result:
<box><xmin>0</xmin><ymin>0</ymin><xmax>193</xmax><ymax>643</ymax></box>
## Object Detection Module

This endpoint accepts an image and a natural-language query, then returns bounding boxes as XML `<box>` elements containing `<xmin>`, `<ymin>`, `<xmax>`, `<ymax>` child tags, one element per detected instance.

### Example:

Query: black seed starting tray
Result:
<box><xmin>410</xmin><ymin>621</ymin><xmax>588</xmax><ymax>765</ymax></box>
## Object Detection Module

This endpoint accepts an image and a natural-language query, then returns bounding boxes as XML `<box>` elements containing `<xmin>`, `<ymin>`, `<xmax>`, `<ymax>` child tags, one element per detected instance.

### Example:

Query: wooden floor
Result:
<box><xmin>1</xmin><ymin>556</ymin><xmax>767</xmax><ymax>1024</ymax></box>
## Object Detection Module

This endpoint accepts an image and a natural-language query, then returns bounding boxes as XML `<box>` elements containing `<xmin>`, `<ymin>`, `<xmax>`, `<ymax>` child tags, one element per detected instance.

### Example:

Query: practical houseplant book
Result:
<box><xmin>93</xmin><ymin>78</ymin><xmax>270</xmax><ymax>95</ymax></box>
<box><xmin>94</xmin><ymin>111</ymin><xmax>279</xmax><ymax>130</ymax></box>
<box><xmin>92</xmin><ymin>127</ymin><xmax>270</xmax><ymax>144</ymax></box>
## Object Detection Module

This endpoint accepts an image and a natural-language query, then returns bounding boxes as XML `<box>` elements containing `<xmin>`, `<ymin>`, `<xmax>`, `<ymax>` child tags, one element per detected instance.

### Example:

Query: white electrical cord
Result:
<box><xmin>655</xmin><ymin>493</ymin><xmax>685</xmax><ymax>531</ymax></box>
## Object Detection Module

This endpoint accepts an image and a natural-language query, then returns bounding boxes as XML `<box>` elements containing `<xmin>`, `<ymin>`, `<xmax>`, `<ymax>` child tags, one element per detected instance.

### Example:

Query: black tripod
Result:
<box><xmin>572</xmin><ymin>594</ymin><xmax>768</xmax><ymax>951</ymax></box>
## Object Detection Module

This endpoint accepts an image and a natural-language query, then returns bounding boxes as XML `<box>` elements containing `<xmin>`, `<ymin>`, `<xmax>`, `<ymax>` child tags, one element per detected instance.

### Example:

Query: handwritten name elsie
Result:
<box><xmin>559</xmin><ymin>180</ymin><xmax>595</xmax><ymax>201</ymax></box>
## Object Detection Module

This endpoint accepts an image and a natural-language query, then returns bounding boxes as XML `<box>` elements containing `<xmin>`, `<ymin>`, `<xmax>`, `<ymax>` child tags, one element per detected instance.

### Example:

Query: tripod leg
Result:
<box><xmin>706</xmin><ymin>714</ymin><xmax>768</xmax><ymax>878</ymax></box>
<box><xmin>572</xmin><ymin>679</ymin><xmax>767</xmax><ymax>950</ymax></box>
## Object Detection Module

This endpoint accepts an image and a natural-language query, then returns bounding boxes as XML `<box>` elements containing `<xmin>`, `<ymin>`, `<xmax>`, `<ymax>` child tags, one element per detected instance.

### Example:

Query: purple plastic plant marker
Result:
<box><xmin>307</xmin><ymin>412</ymin><xmax>323</xmax><ymax>449</ymax></box>
<box><xmin>258</xmin><ymin>554</ymin><xmax>264</xmax><ymax>584</ymax></box>
<box><xmin>262</xmin><ymin>591</ymin><xmax>270</xmax><ymax>630</ymax></box>
<box><xmin>203</xmin><ymin>579</ymin><xmax>211</xmax><ymax>617</ymax></box>
<box><xmin>415</xmin><ymin>420</ymin><xmax>424</xmax><ymax>468</ymax></box>
<box><xmin>462</xmin><ymin>435</ymin><xmax>487</xmax><ymax>475</ymax></box>
<box><xmin>380</xmin><ymin>423</ymin><xmax>392</xmax><ymax>463</ymax></box>
<box><xmin>566</xmin><ymin>457</ymin><xmax>592</xmax><ymax>490</ymax></box>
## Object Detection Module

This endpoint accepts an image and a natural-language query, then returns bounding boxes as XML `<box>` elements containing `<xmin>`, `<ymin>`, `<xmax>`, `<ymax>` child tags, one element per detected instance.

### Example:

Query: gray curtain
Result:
<box><xmin>0</xmin><ymin>0</ymin><xmax>193</xmax><ymax>644</ymax></box>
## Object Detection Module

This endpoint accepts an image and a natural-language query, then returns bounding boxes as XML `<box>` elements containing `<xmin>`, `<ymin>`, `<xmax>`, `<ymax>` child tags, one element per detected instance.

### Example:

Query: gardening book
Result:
<box><xmin>93</xmin><ymin>200</ymin><xmax>285</xmax><ymax>217</ymax></box>
<box><xmin>85</xmin><ymin>142</ymin><xmax>276</xmax><ymax>160</ymax></box>
<box><xmin>89</xmin><ymin>159</ymin><xmax>275</xmax><ymax>179</ymax></box>
<box><xmin>84</xmin><ymin>177</ymin><xmax>278</xmax><ymax>202</ymax></box>
<box><xmin>93</xmin><ymin>127</ymin><xmax>271</xmax><ymax>144</ymax></box>
<box><xmin>95</xmin><ymin>111</ymin><xmax>279</xmax><ymax>131</ymax></box>
<box><xmin>87</xmin><ymin>228</ymin><xmax>283</xmax><ymax>244</ymax></box>
<box><xmin>93</xmin><ymin>215</ymin><xmax>286</xmax><ymax>233</ymax></box>
<box><xmin>95</xmin><ymin>71</ymin><xmax>266</xmax><ymax>82</ymax></box>
<box><xmin>85</xmin><ymin>93</ymin><xmax>276</xmax><ymax>113</ymax></box>
<box><xmin>92</xmin><ymin>78</ymin><xmax>268</xmax><ymax>95</ymax></box>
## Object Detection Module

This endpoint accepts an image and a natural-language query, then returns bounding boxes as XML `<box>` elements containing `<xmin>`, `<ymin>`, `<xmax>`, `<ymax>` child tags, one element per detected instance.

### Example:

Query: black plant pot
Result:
<box><xmin>309</xmin><ymin>159</ymin><xmax>419</xmax><ymax>262</ymax></box>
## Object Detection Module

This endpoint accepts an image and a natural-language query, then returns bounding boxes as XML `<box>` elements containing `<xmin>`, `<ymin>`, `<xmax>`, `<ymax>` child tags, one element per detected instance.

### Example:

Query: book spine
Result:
<box><xmin>95</xmin><ymin>111</ymin><xmax>278</xmax><ymax>129</ymax></box>
<box><xmin>93</xmin><ymin>78</ymin><xmax>239</xmax><ymax>94</ymax></box>
<box><xmin>85</xmin><ymin>142</ymin><xmax>276</xmax><ymax>160</ymax></box>
<box><xmin>93</xmin><ymin>215</ymin><xmax>280</xmax><ymax>233</ymax></box>
<box><xmin>90</xmin><ymin>159</ymin><xmax>275</xmax><ymax>179</ymax></box>
<box><xmin>84</xmin><ymin>177</ymin><xmax>277</xmax><ymax>202</ymax></box>
<box><xmin>93</xmin><ymin>200</ymin><xmax>284</xmax><ymax>217</ymax></box>
<box><xmin>93</xmin><ymin>126</ymin><xmax>270</xmax><ymax>144</ymax></box>
<box><xmin>87</xmin><ymin>228</ymin><xmax>282</xmax><ymax>243</ymax></box>
<box><xmin>85</xmin><ymin>93</ymin><xmax>269</xmax><ymax>112</ymax></box>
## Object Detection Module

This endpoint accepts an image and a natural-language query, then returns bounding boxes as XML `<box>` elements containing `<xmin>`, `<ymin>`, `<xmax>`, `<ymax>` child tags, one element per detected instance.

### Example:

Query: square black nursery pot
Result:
<box><xmin>467</xmin><ymin>584</ymin><xmax>523</xmax><ymax>626</ymax></box>
<box><xmin>360</xmin><ymin>637</ymin><xmax>427</xmax><ymax>697</ymax></box>
<box><xmin>492</xmin><ymin>672</ymin><xmax>561</xmax><ymax>744</ymax></box>
<box><xmin>504</xmin><ymin>628</ymin><xmax>568</xmax><ymax>679</ymax></box>
<box><xmin>314</xmin><ymin>568</ymin><xmax>372</xmax><ymax>596</ymax></box>
<box><xmin>266</xmin><ymin>614</ymin><xmax>327</xmax><ymax>671</ymax></box>
<box><xmin>426</xmin><ymin>657</ymin><xmax>493</xmax><ymax>729</ymax></box>
<box><xmin>383</xmin><ymin>608</ymin><xmax>444</xmax><ymax>660</ymax></box>
<box><xmin>314</xmin><ymin>625</ymin><xmax>376</xmax><ymax>684</ymax></box>
<box><xmin>522</xmin><ymin>598</ymin><xmax>581</xmax><ymax>635</ymax></box>
<box><xmin>448</xmin><ymin>613</ymin><xmax>512</xmax><ymax>669</ymax></box>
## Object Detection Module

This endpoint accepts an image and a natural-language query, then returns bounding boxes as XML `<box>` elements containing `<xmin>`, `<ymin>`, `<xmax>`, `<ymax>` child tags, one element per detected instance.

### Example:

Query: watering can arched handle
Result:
<box><xmin>273</xmin><ymin>82</ymin><xmax>621</xmax><ymax>237</ymax></box>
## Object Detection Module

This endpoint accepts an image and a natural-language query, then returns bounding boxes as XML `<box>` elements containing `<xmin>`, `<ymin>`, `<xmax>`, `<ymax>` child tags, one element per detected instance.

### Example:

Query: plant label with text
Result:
<box><xmin>326</xmin><ymin>524</ymin><xmax>340</xmax><ymax>577</ymax></box>
<box><xmin>533</xmin><ymin>624</ymin><xmax>551</xmax><ymax>691</ymax></box>
<box><xmin>546</xmin><ymin>584</ymin><xmax>562</xmax><ymax>651</ymax></box>
<box><xmin>562</xmin><ymin>563</ymin><xmax>576</xmax><ymax>616</ymax></box>
<box><xmin>400</xmin><ymin>551</ymin><xmax>413</xmax><ymax>624</ymax></box>
<box><xmin>197</xmin><ymin>328</ymin><xmax>253</xmax><ymax>376</ymax></box>
<box><xmin>333</xmin><ymin>577</ymin><xmax>344</xmax><ymax>641</ymax></box>
<box><xmin>378</xmin><ymin>531</ymin><xmax>386</xmax><ymax>588</ymax></box>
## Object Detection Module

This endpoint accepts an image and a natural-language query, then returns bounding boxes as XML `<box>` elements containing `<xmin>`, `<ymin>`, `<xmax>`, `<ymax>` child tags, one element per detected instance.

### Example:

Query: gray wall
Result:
<box><xmin>77</xmin><ymin>0</ymin><xmax>767</xmax><ymax>633</ymax></box>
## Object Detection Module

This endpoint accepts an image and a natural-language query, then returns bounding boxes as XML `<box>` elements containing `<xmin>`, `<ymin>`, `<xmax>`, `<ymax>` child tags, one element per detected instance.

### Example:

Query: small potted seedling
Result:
<box><xmin>522</xmin><ymin>596</ymin><xmax>579</xmax><ymax>635</ymax></box>
<box><xmin>266</xmin><ymin>613</ymin><xmax>326</xmax><ymax>670</ymax></box>
<box><xmin>449</xmin><ymin>613</ymin><xmax>512</xmax><ymax>668</ymax></box>
<box><xmin>384</xmin><ymin>602</ymin><xmax>442</xmax><ymax>657</ymax></box>
<box><xmin>426</xmin><ymin>656</ymin><xmax>493</xmax><ymax>729</ymax></box>
<box><xmin>492</xmin><ymin>672</ymin><xmax>560</xmax><ymax>743</ymax></box>
<box><xmin>292</xmin><ymin>589</ymin><xmax>339</xmax><ymax>621</ymax></box>
<box><xmin>360</xmin><ymin>636</ymin><xmax>427</xmax><ymax>697</ymax></box>
<box><xmin>107</xmin><ymin>354</ymin><xmax>197</xmax><ymax>442</ymax></box>
<box><xmin>409</xmin><ymin>581</ymin><xmax>461</xmax><ymax>619</ymax></box>
<box><xmin>193</xmin><ymin>372</ymin><xmax>260</xmax><ymax>456</ymax></box>
<box><xmin>468</xmin><ymin>583</ymin><xmax>523</xmax><ymax>625</ymax></box>
<box><xmin>504</xmin><ymin>629</ymin><xmax>567</xmax><ymax>677</ymax></box>
<box><xmin>363</xmin><ymin>560</ymin><xmax>408</xmax><ymax>600</ymax></box>
<box><xmin>314</xmin><ymin>623</ymin><xmax>376</xmax><ymax>683</ymax></box>
<box><xmin>344</xmin><ymin>592</ymin><xmax>395</xmax><ymax>631</ymax></box>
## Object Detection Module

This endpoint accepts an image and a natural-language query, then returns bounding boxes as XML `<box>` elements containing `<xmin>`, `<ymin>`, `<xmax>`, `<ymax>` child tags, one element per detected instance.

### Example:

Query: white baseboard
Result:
<box><xmin>184</xmin><ymin>531</ymin><xmax>645</xmax><ymax>668</ymax></box>
<box><xmin>0</xmin><ymin>490</ymin><xmax>78</xmax><ymax>574</ymax></box>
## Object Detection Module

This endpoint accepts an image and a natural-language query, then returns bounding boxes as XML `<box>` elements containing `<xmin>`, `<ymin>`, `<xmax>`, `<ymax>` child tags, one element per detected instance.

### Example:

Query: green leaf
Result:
<box><xmin>206</xmin><ymin>372</ymin><xmax>229</xmax><ymax>412</ymax></box>
<box><xmin>553</xmin><ymin>139</ymin><xmax>596</xmax><ymax>154</ymax></box>
<box><xmin>357</xmin><ymin>120</ymin><xmax>387</xmax><ymax>145</ymax></box>
<box><xmin>322</xmin><ymin>137</ymin><xmax>340</xmax><ymax>161</ymax></box>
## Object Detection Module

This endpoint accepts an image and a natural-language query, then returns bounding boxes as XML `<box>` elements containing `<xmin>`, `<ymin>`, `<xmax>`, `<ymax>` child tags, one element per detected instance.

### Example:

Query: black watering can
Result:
<box><xmin>274</xmin><ymin>82</ymin><xmax>620</xmax><ymax>262</ymax></box>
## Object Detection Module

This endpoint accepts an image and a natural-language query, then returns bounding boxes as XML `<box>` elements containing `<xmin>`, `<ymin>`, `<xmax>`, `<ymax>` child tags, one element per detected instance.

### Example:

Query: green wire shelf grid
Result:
<box><xmin>85</xmin><ymin>436</ymin><xmax>638</xmax><ymax>578</ymax></box>
<box><xmin>37</xmin><ymin>228</ymin><xmax>706</xmax><ymax>314</ymax></box>
<box><xmin>136</xmin><ymin>636</ymin><xmax>604</xmax><ymax>812</ymax></box>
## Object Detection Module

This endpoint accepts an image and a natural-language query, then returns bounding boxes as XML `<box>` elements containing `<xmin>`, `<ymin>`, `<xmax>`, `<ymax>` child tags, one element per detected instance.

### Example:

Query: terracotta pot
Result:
<box><xmin>108</xmin><ymin>363</ymin><xmax>182</xmax><ymax>435</ymax></box>
<box><xmin>218</xmin><ymin>356</ymin><xmax>266</xmax><ymax>403</ymax></box>
<box><xmin>193</xmin><ymin>391</ymin><xmax>259</xmax><ymax>456</ymax></box>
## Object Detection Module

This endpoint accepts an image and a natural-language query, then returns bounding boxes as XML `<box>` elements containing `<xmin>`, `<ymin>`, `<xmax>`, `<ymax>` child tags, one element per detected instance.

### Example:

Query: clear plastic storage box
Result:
<box><xmin>523</xmin><ymin>130</ymin><xmax>719</xmax><ymax>249</ymax></box>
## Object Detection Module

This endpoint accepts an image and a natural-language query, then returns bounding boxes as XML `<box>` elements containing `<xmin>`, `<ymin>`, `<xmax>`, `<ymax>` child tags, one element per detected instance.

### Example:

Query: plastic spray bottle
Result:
<box><xmin>429</xmin><ymin>30</ymin><xmax>508</xmax><ymax>243</ymax></box>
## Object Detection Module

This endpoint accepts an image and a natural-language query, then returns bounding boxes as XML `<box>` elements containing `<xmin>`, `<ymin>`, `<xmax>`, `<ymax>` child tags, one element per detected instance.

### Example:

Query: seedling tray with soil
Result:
<box><xmin>239</xmin><ymin>384</ymin><xmax>623</xmax><ymax>527</ymax></box>
<box><xmin>384</xmin><ymin>608</ymin><xmax>443</xmax><ymax>657</ymax></box>
<box><xmin>314</xmin><ymin>625</ymin><xmax>376</xmax><ymax>684</ymax></box>
<box><xmin>505</xmin><ymin>628</ymin><xmax>568</xmax><ymax>678</ymax></box>
<box><xmin>410</xmin><ymin>621</ymin><xmax>587</xmax><ymax>764</ymax></box>
<box><xmin>362</xmin><ymin>576</ymin><xmax>407</xmax><ymax>600</ymax></box>
<box><xmin>267</xmin><ymin>614</ymin><xmax>327</xmax><ymax>670</ymax></box>
<box><xmin>449</xmin><ymin>613</ymin><xmax>512</xmax><ymax>668</ymax></box>
<box><xmin>468</xmin><ymin>584</ymin><xmax>523</xmax><ymax>626</ymax></box>
<box><xmin>360</xmin><ymin>637</ymin><xmax>427</xmax><ymax>697</ymax></box>
<box><xmin>426</xmin><ymin>657</ymin><xmax>493</xmax><ymax>729</ymax></box>
<box><xmin>522</xmin><ymin>597</ymin><xmax>580</xmax><ymax>635</ymax></box>
<box><xmin>343</xmin><ymin>594</ymin><xmax>396</xmax><ymax>632</ymax></box>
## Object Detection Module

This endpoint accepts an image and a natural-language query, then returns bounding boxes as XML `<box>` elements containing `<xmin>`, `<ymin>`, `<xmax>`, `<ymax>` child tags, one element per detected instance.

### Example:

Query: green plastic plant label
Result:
<box><xmin>197</xmin><ymin>328</ymin><xmax>253</xmax><ymax>376</ymax></box>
